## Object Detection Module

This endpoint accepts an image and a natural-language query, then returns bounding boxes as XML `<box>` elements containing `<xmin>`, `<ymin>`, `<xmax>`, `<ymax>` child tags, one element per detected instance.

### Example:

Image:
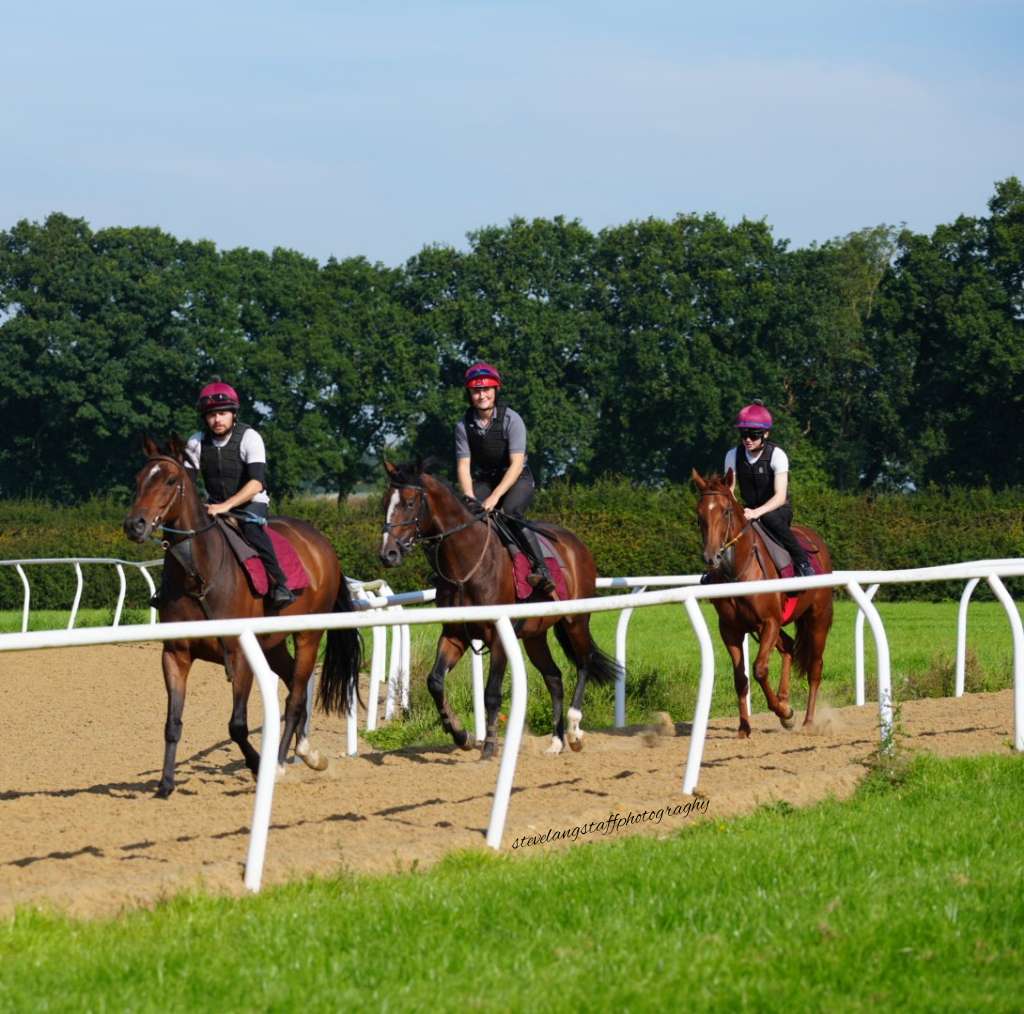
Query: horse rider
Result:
<box><xmin>454</xmin><ymin>361</ymin><xmax>557</xmax><ymax>596</ymax></box>
<box><xmin>725</xmin><ymin>400</ymin><xmax>815</xmax><ymax>578</ymax></box>
<box><xmin>152</xmin><ymin>381</ymin><xmax>296</xmax><ymax>609</ymax></box>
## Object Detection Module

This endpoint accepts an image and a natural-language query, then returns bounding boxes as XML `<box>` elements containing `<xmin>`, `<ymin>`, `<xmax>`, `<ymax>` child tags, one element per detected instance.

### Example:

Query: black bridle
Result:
<box><xmin>698</xmin><ymin>488</ymin><xmax>754</xmax><ymax>576</ymax></box>
<box><xmin>382</xmin><ymin>480</ymin><xmax>496</xmax><ymax>588</ymax></box>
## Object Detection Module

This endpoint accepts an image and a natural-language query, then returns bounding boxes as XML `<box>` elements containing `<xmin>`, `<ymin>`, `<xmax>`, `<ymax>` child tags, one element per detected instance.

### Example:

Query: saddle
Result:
<box><xmin>751</xmin><ymin>521</ymin><xmax>821</xmax><ymax>624</ymax></box>
<box><xmin>487</xmin><ymin>512</ymin><xmax>569</xmax><ymax>601</ymax></box>
<box><xmin>216</xmin><ymin>517</ymin><xmax>311</xmax><ymax>597</ymax></box>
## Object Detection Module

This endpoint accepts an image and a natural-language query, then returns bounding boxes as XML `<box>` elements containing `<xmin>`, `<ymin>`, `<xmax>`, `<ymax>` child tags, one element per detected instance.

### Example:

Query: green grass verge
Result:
<box><xmin>2</xmin><ymin>753</ymin><xmax>1021</xmax><ymax>1011</ymax></box>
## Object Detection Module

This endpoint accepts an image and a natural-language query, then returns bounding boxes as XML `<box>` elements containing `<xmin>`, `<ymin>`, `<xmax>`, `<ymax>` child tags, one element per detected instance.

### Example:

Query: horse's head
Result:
<box><xmin>123</xmin><ymin>435</ymin><xmax>192</xmax><ymax>544</ymax></box>
<box><xmin>379</xmin><ymin>460</ymin><xmax>430</xmax><ymax>567</ymax></box>
<box><xmin>691</xmin><ymin>467</ymin><xmax>741</xmax><ymax>571</ymax></box>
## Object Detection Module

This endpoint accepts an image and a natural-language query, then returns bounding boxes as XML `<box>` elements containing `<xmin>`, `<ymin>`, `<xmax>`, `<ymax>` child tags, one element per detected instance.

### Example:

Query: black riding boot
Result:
<box><xmin>516</xmin><ymin>524</ymin><xmax>557</xmax><ymax>597</ymax></box>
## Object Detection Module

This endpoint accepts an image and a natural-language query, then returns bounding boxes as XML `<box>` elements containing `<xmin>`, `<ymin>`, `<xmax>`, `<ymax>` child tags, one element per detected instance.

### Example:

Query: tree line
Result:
<box><xmin>1</xmin><ymin>178</ymin><xmax>1021</xmax><ymax>503</ymax></box>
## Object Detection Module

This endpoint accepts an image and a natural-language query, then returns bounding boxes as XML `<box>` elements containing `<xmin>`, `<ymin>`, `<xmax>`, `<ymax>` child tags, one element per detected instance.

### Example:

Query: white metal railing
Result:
<box><xmin>2</xmin><ymin>557</ymin><xmax>1022</xmax><ymax>895</ymax></box>
<box><xmin>1</xmin><ymin>557</ymin><xmax>163</xmax><ymax>632</ymax></box>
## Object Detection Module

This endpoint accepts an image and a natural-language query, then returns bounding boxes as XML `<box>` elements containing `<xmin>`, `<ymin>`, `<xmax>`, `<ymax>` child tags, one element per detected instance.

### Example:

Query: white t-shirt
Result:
<box><xmin>724</xmin><ymin>444</ymin><xmax>789</xmax><ymax>479</ymax></box>
<box><xmin>186</xmin><ymin>427</ymin><xmax>270</xmax><ymax>505</ymax></box>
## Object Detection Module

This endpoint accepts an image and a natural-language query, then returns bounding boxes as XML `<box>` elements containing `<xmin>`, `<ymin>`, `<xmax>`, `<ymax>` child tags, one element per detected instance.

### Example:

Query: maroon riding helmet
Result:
<box><xmin>197</xmin><ymin>382</ymin><xmax>240</xmax><ymax>415</ymax></box>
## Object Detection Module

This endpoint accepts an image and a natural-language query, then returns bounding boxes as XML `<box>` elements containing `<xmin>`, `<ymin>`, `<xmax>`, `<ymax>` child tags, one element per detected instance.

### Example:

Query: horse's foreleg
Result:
<box><xmin>157</xmin><ymin>648</ymin><xmax>192</xmax><ymax>798</ymax></box>
<box><xmin>524</xmin><ymin>635</ymin><xmax>565</xmax><ymax>754</ymax></box>
<box><xmin>427</xmin><ymin>634</ymin><xmax>471</xmax><ymax>749</ymax></box>
<box><xmin>752</xmin><ymin>619</ymin><xmax>792</xmax><ymax>727</ymax></box>
<box><xmin>719</xmin><ymin>620</ymin><xmax>751</xmax><ymax>738</ymax></box>
<box><xmin>227</xmin><ymin>654</ymin><xmax>261</xmax><ymax>780</ymax></box>
<box><xmin>776</xmin><ymin>629</ymin><xmax>797</xmax><ymax>730</ymax></box>
<box><xmin>481</xmin><ymin>638</ymin><xmax>508</xmax><ymax>761</ymax></box>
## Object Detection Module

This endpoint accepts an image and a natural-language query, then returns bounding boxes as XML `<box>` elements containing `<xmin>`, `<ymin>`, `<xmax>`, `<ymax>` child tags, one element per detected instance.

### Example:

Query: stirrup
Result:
<box><xmin>526</xmin><ymin>569</ymin><xmax>557</xmax><ymax>597</ymax></box>
<box><xmin>795</xmin><ymin>560</ymin><xmax>815</xmax><ymax>578</ymax></box>
<box><xmin>268</xmin><ymin>584</ymin><xmax>297</xmax><ymax>608</ymax></box>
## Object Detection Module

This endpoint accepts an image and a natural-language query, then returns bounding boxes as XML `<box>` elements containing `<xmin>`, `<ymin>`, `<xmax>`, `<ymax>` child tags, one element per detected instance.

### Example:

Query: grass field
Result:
<box><xmin>1</xmin><ymin>753</ymin><xmax>1021</xmax><ymax>1011</ymax></box>
<box><xmin>2</xmin><ymin>598</ymin><xmax>1021</xmax><ymax>750</ymax></box>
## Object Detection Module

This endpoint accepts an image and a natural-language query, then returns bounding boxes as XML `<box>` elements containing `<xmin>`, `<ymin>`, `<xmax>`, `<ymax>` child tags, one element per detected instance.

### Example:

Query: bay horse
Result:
<box><xmin>691</xmin><ymin>468</ymin><xmax>834</xmax><ymax>738</ymax></box>
<box><xmin>123</xmin><ymin>435</ymin><xmax>362</xmax><ymax>797</ymax></box>
<box><xmin>379</xmin><ymin>460</ymin><xmax>620</xmax><ymax>758</ymax></box>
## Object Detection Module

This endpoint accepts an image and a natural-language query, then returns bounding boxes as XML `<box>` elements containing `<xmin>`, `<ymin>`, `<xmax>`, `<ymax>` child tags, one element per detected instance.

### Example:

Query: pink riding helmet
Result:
<box><xmin>197</xmin><ymin>381</ymin><xmax>240</xmax><ymax>414</ymax></box>
<box><xmin>735</xmin><ymin>402</ymin><xmax>773</xmax><ymax>430</ymax></box>
<box><xmin>464</xmin><ymin>362</ymin><xmax>502</xmax><ymax>389</ymax></box>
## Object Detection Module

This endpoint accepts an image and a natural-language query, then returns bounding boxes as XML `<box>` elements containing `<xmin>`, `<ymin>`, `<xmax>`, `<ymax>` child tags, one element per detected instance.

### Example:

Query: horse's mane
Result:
<box><xmin>385</xmin><ymin>458</ymin><xmax>461</xmax><ymax>503</ymax></box>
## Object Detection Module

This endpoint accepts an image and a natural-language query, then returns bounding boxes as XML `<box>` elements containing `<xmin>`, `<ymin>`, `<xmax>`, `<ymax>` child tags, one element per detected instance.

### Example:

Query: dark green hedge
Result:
<box><xmin>1</xmin><ymin>481</ymin><xmax>1022</xmax><ymax>610</ymax></box>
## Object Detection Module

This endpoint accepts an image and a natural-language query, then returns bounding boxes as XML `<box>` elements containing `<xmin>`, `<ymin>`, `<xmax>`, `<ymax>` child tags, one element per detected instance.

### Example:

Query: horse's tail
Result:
<box><xmin>317</xmin><ymin>576</ymin><xmax>364</xmax><ymax>716</ymax></box>
<box><xmin>552</xmin><ymin>621</ymin><xmax>622</xmax><ymax>686</ymax></box>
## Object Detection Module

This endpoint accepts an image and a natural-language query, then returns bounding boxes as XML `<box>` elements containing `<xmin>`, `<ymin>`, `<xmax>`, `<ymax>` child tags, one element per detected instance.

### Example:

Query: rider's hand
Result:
<box><xmin>743</xmin><ymin>508</ymin><xmax>758</xmax><ymax>521</ymax></box>
<box><xmin>482</xmin><ymin>495</ymin><xmax>500</xmax><ymax>513</ymax></box>
<box><xmin>206</xmin><ymin>502</ymin><xmax>230</xmax><ymax>517</ymax></box>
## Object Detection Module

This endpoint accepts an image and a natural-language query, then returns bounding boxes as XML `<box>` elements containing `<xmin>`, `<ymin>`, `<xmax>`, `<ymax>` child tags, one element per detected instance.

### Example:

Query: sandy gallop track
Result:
<box><xmin>1</xmin><ymin>644</ymin><xmax>1016</xmax><ymax>919</ymax></box>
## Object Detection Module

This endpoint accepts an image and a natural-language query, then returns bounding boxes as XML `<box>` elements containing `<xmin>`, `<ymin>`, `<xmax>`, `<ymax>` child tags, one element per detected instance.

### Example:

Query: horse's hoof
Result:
<box><xmin>545</xmin><ymin>737</ymin><xmax>564</xmax><ymax>755</ymax></box>
<box><xmin>780</xmin><ymin>709</ymin><xmax>796</xmax><ymax>730</ymax></box>
<box><xmin>452</xmin><ymin>728</ymin><xmax>470</xmax><ymax>750</ymax></box>
<box><xmin>154</xmin><ymin>784</ymin><xmax>173</xmax><ymax>799</ymax></box>
<box><xmin>481</xmin><ymin>741</ymin><xmax>498</xmax><ymax>760</ymax></box>
<box><xmin>276</xmin><ymin>763</ymin><xmax>288</xmax><ymax>780</ymax></box>
<box><xmin>737</xmin><ymin>728</ymin><xmax>751</xmax><ymax>740</ymax></box>
<box><xmin>568</xmin><ymin>734</ymin><xmax>584</xmax><ymax>753</ymax></box>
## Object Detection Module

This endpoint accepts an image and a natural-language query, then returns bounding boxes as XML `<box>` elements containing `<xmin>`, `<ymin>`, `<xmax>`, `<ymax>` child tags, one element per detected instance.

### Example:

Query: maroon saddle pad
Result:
<box><xmin>509</xmin><ymin>534</ymin><xmax>569</xmax><ymax>601</ymax></box>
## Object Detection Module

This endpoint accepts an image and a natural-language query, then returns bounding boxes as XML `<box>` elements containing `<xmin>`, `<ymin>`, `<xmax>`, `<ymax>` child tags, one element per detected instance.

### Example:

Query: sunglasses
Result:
<box><xmin>740</xmin><ymin>429</ymin><xmax>765</xmax><ymax>440</ymax></box>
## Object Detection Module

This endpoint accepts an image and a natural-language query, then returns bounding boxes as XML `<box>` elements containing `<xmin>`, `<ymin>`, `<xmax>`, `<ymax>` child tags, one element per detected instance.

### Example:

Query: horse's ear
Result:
<box><xmin>142</xmin><ymin>434</ymin><xmax>160</xmax><ymax>458</ymax></box>
<box><xmin>724</xmin><ymin>467</ymin><xmax>734</xmax><ymax>489</ymax></box>
<box><xmin>383</xmin><ymin>460</ymin><xmax>397</xmax><ymax>478</ymax></box>
<box><xmin>167</xmin><ymin>433</ymin><xmax>186</xmax><ymax>461</ymax></box>
<box><xmin>691</xmin><ymin>467</ymin><xmax>706</xmax><ymax>490</ymax></box>
<box><xmin>421</xmin><ymin>455</ymin><xmax>444</xmax><ymax>475</ymax></box>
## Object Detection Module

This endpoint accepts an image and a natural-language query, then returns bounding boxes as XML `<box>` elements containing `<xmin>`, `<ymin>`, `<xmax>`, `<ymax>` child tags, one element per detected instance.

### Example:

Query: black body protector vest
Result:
<box><xmin>200</xmin><ymin>422</ymin><xmax>253</xmax><ymax>503</ymax></box>
<box><xmin>735</xmin><ymin>440</ymin><xmax>790</xmax><ymax>510</ymax></box>
<box><xmin>465</xmin><ymin>404</ymin><xmax>513</xmax><ymax>481</ymax></box>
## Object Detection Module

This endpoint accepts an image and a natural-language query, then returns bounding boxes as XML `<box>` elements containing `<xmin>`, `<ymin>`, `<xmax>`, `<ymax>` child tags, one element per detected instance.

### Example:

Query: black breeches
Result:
<box><xmin>757</xmin><ymin>506</ymin><xmax>809</xmax><ymax>565</ymax></box>
<box><xmin>237</xmin><ymin>503</ymin><xmax>288</xmax><ymax>585</ymax></box>
<box><xmin>472</xmin><ymin>472</ymin><xmax>535</xmax><ymax>518</ymax></box>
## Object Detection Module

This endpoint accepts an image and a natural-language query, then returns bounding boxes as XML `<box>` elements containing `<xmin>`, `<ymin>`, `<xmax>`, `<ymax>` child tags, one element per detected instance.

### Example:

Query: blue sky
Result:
<box><xmin>4</xmin><ymin>1</ymin><xmax>1021</xmax><ymax>266</ymax></box>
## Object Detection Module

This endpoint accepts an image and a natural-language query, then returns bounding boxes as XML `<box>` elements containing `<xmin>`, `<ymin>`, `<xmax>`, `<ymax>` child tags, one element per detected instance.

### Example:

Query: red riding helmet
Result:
<box><xmin>464</xmin><ymin>362</ymin><xmax>502</xmax><ymax>390</ymax></box>
<box><xmin>735</xmin><ymin>402</ymin><xmax>773</xmax><ymax>430</ymax></box>
<box><xmin>197</xmin><ymin>381</ymin><xmax>240</xmax><ymax>415</ymax></box>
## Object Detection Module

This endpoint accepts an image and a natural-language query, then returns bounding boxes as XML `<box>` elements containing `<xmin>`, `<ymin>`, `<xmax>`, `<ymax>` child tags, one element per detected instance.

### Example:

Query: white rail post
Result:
<box><xmin>238</xmin><ymin>629</ymin><xmax>281</xmax><ymax>893</ymax></box>
<box><xmin>846</xmin><ymin>581</ymin><xmax>893</xmax><ymax>748</ymax></box>
<box><xmin>614</xmin><ymin>587</ymin><xmax>646</xmax><ymax>727</ymax></box>
<box><xmin>985</xmin><ymin>575</ymin><xmax>1024</xmax><ymax>752</ymax></box>
<box><xmin>16</xmin><ymin>564</ymin><xmax>30</xmax><ymax>633</ymax></box>
<box><xmin>113</xmin><ymin>564</ymin><xmax>127</xmax><ymax>627</ymax></box>
<box><xmin>139</xmin><ymin>566</ymin><xmax>158</xmax><ymax>625</ymax></box>
<box><xmin>854</xmin><ymin>583</ymin><xmax>880</xmax><ymax>706</ymax></box>
<box><xmin>384</xmin><ymin>608</ymin><xmax>402</xmax><ymax>721</ymax></box>
<box><xmin>955</xmin><ymin>577</ymin><xmax>981</xmax><ymax>697</ymax></box>
<box><xmin>486</xmin><ymin>616</ymin><xmax>528</xmax><ymax>849</ymax></box>
<box><xmin>365</xmin><ymin>626</ymin><xmax>387</xmax><ymax>732</ymax></box>
<box><xmin>682</xmin><ymin>594</ymin><xmax>716</xmax><ymax>794</ymax></box>
<box><xmin>68</xmin><ymin>562</ymin><xmax>84</xmax><ymax>630</ymax></box>
<box><xmin>471</xmin><ymin>641</ymin><xmax>486</xmax><ymax>744</ymax></box>
<box><xmin>400</xmin><ymin>624</ymin><xmax>411</xmax><ymax>713</ymax></box>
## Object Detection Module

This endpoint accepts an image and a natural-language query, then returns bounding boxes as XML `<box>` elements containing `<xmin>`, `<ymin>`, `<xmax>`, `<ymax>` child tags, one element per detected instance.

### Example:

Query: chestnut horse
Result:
<box><xmin>123</xmin><ymin>436</ymin><xmax>362</xmax><ymax>797</ymax></box>
<box><xmin>379</xmin><ymin>460</ymin><xmax>620</xmax><ymax>758</ymax></box>
<box><xmin>691</xmin><ymin>468</ymin><xmax>834</xmax><ymax>738</ymax></box>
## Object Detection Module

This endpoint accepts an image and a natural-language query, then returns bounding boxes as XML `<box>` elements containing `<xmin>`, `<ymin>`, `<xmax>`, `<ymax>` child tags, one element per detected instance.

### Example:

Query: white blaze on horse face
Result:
<box><xmin>382</xmin><ymin>489</ymin><xmax>400</xmax><ymax>552</ymax></box>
